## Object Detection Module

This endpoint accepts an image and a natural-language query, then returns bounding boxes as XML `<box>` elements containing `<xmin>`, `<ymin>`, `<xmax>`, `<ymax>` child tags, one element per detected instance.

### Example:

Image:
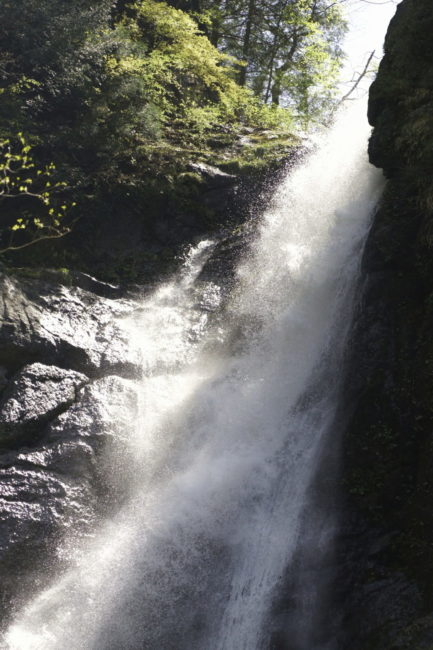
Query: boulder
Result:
<box><xmin>0</xmin><ymin>363</ymin><xmax>88</xmax><ymax>445</ymax></box>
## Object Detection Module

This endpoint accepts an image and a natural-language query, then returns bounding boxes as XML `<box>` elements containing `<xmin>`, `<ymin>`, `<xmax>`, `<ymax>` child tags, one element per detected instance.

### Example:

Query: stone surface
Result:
<box><xmin>188</xmin><ymin>162</ymin><xmax>237</xmax><ymax>189</ymax></box>
<box><xmin>339</xmin><ymin>0</ymin><xmax>433</xmax><ymax>647</ymax></box>
<box><xmin>0</xmin><ymin>268</ymin><xmax>143</xmax><ymax>622</ymax></box>
<box><xmin>0</xmin><ymin>273</ymin><xmax>142</xmax><ymax>377</ymax></box>
<box><xmin>0</xmin><ymin>373</ymin><xmax>138</xmax><ymax>619</ymax></box>
<box><xmin>0</xmin><ymin>363</ymin><xmax>88</xmax><ymax>444</ymax></box>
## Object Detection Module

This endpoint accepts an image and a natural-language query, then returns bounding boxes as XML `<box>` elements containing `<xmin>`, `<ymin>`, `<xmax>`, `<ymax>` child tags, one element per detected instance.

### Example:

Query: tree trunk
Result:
<box><xmin>271</xmin><ymin>70</ymin><xmax>283</xmax><ymax>105</ymax></box>
<box><xmin>238</xmin><ymin>0</ymin><xmax>256</xmax><ymax>86</ymax></box>
<box><xmin>269</xmin><ymin>32</ymin><xmax>301</xmax><ymax>106</ymax></box>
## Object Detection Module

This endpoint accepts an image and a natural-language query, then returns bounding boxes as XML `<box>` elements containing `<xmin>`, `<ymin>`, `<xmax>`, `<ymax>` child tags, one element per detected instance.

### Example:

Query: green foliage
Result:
<box><xmin>0</xmin><ymin>0</ymin><xmax>346</xmax><ymax>267</ymax></box>
<box><xmin>106</xmin><ymin>1</ymin><xmax>293</xmax><ymax>144</ymax></box>
<box><xmin>0</xmin><ymin>135</ymin><xmax>74</xmax><ymax>254</ymax></box>
<box><xmin>0</xmin><ymin>0</ymin><xmax>296</xmax><ymax>197</ymax></box>
<box><xmin>173</xmin><ymin>0</ymin><xmax>347</xmax><ymax>120</ymax></box>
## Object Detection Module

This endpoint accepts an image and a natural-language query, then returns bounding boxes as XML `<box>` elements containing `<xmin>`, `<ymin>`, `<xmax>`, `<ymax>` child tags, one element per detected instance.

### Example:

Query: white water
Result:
<box><xmin>3</xmin><ymin>105</ymin><xmax>383</xmax><ymax>650</ymax></box>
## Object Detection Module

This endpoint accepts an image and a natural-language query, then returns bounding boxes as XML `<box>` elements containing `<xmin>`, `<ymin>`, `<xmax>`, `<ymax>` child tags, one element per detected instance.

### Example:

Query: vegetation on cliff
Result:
<box><xmin>0</xmin><ymin>0</ymin><xmax>346</xmax><ymax>273</ymax></box>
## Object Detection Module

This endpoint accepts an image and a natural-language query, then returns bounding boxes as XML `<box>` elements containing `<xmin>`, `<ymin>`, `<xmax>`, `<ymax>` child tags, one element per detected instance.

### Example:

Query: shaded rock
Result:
<box><xmin>187</xmin><ymin>162</ymin><xmax>237</xmax><ymax>190</ymax></box>
<box><xmin>30</xmin><ymin>269</ymin><xmax>124</xmax><ymax>299</ymax></box>
<box><xmin>186</xmin><ymin>163</ymin><xmax>239</xmax><ymax>216</ymax></box>
<box><xmin>368</xmin><ymin>0</ymin><xmax>433</xmax><ymax>175</ymax></box>
<box><xmin>0</xmin><ymin>367</ymin><xmax>7</xmax><ymax>395</ymax></box>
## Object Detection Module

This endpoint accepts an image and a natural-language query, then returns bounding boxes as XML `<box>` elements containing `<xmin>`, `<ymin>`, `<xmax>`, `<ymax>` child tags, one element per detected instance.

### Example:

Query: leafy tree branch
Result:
<box><xmin>0</xmin><ymin>135</ymin><xmax>75</xmax><ymax>254</ymax></box>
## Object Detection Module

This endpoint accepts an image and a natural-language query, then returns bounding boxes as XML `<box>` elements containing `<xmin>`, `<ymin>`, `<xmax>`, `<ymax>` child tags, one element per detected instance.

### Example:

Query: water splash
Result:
<box><xmin>4</xmin><ymin>104</ymin><xmax>383</xmax><ymax>650</ymax></box>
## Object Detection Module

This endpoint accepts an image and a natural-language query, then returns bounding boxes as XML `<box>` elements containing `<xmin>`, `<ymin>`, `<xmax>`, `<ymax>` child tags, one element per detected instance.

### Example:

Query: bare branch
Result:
<box><xmin>339</xmin><ymin>49</ymin><xmax>375</xmax><ymax>103</ymax></box>
<box><xmin>0</xmin><ymin>228</ymin><xmax>71</xmax><ymax>255</ymax></box>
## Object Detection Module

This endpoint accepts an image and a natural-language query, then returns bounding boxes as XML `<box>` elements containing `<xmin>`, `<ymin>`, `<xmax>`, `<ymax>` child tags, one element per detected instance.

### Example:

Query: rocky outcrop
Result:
<box><xmin>0</xmin><ymin>272</ymin><xmax>140</xmax><ymax>625</ymax></box>
<box><xmin>10</xmin><ymin>146</ymin><xmax>298</xmax><ymax>286</ymax></box>
<box><xmin>339</xmin><ymin>1</ymin><xmax>433</xmax><ymax>647</ymax></box>
<box><xmin>0</xmin><ymin>363</ymin><xmax>88</xmax><ymax>445</ymax></box>
<box><xmin>0</xmin><ymin>271</ymin><xmax>141</xmax><ymax>377</ymax></box>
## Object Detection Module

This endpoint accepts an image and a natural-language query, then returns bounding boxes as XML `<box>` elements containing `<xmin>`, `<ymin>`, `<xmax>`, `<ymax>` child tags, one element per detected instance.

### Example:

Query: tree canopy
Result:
<box><xmin>0</xmin><ymin>0</ymin><xmax>347</xmax><ymax>263</ymax></box>
<box><xmin>165</xmin><ymin>0</ymin><xmax>346</xmax><ymax>117</ymax></box>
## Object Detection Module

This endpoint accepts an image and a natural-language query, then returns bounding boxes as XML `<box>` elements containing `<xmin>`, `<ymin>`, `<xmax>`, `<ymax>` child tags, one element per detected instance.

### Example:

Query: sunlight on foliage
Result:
<box><xmin>105</xmin><ymin>0</ymin><xmax>294</xmax><ymax>144</ymax></box>
<box><xmin>0</xmin><ymin>135</ymin><xmax>74</xmax><ymax>254</ymax></box>
<box><xmin>0</xmin><ymin>0</ymin><xmax>347</xmax><ymax>264</ymax></box>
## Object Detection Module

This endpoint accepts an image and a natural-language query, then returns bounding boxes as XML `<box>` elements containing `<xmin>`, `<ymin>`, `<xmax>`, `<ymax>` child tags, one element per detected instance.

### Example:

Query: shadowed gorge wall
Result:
<box><xmin>340</xmin><ymin>1</ymin><xmax>433</xmax><ymax>647</ymax></box>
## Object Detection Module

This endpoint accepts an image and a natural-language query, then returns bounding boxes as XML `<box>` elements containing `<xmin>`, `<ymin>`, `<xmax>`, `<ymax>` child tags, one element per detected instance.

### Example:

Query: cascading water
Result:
<box><xmin>3</xmin><ymin>104</ymin><xmax>384</xmax><ymax>650</ymax></box>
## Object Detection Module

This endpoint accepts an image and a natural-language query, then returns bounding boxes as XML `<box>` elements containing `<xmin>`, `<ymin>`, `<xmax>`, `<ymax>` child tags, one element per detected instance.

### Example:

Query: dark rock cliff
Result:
<box><xmin>339</xmin><ymin>0</ymin><xmax>433</xmax><ymax>647</ymax></box>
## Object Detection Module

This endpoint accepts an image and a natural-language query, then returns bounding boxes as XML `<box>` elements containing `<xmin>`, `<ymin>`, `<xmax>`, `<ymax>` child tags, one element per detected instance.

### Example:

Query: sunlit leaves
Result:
<box><xmin>0</xmin><ymin>135</ymin><xmax>74</xmax><ymax>254</ymax></box>
<box><xmin>178</xmin><ymin>0</ymin><xmax>347</xmax><ymax>122</ymax></box>
<box><xmin>106</xmin><ymin>0</ymin><xmax>293</xmax><ymax>142</ymax></box>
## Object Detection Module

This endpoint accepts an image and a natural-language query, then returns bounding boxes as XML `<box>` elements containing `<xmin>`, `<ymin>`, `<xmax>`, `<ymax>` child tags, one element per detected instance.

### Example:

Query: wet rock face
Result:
<box><xmin>0</xmin><ymin>272</ymin><xmax>141</xmax><ymax>377</ymax></box>
<box><xmin>0</xmin><ymin>273</ymin><xmax>140</xmax><ymax>624</ymax></box>
<box><xmin>340</xmin><ymin>0</ymin><xmax>433</xmax><ymax>647</ymax></box>
<box><xmin>0</xmin><ymin>364</ymin><xmax>88</xmax><ymax>445</ymax></box>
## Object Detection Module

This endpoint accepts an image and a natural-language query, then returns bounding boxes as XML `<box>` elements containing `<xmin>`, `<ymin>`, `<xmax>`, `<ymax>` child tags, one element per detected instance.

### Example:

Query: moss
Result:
<box><xmin>5</xmin><ymin>266</ymin><xmax>72</xmax><ymax>284</ymax></box>
<box><xmin>215</xmin><ymin>136</ymin><xmax>298</xmax><ymax>176</ymax></box>
<box><xmin>177</xmin><ymin>171</ymin><xmax>204</xmax><ymax>185</ymax></box>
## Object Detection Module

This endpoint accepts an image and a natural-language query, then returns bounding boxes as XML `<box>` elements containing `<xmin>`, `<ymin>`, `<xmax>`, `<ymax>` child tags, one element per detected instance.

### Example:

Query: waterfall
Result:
<box><xmin>3</xmin><ymin>104</ymin><xmax>384</xmax><ymax>650</ymax></box>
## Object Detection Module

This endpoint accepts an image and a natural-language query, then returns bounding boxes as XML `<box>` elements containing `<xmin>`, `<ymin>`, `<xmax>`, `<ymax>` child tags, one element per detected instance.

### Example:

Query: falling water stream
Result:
<box><xmin>3</xmin><ymin>105</ymin><xmax>383</xmax><ymax>650</ymax></box>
